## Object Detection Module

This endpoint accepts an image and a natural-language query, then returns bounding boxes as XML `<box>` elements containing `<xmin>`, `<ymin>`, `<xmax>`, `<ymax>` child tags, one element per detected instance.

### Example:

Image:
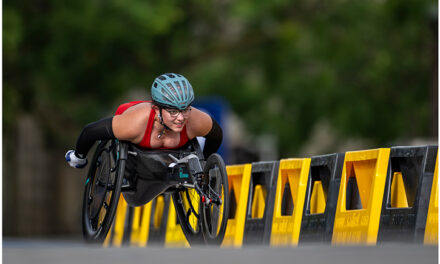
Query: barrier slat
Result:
<box><xmin>130</xmin><ymin>202</ymin><xmax>152</xmax><ymax>247</ymax></box>
<box><xmin>104</xmin><ymin>194</ymin><xmax>129</xmax><ymax>247</ymax></box>
<box><xmin>164</xmin><ymin>198</ymin><xmax>190</xmax><ymax>248</ymax></box>
<box><xmin>270</xmin><ymin>158</ymin><xmax>311</xmax><ymax>246</ymax></box>
<box><xmin>332</xmin><ymin>148</ymin><xmax>390</xmax><ymax>245</ymax></box>
<box><xmin>222</xmin><ymin>164</ymin><xmax>252</xmax><ymax>247</ymax></box>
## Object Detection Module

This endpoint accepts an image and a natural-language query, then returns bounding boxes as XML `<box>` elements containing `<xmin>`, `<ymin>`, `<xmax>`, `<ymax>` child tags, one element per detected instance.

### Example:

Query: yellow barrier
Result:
<box><xmin>332</xmin><ymin>148</ymin><xmax>390</xmax><ymax>245</ymax></box>
<box><xmin>222</xmin><ymin>164</ymin><xmax>252</xmax><ymax>247</ymax></box>
<box><xmin>270</xmin><ymin>158</ymin><xmax>311</xmax><ymax>246</ymax></box>
<box><xmin>164</xmin><ymin>197</ymin><xmax>190</xmax><ymax>248</ymax></box>
<box><xmin>104</xmin><ymin>194</ymin><xmax>129</xmax><ymax>247</ymax></box>
<box><xmin>424</xmin><ymin>154</ymin><xmax>438</xmax><ymax>244</ymax></box>
<box><xmin>129</xmin><ymin>202</ymin><xmax>153</xmax><ymax>247</ymax></box>
<box><xmin>98</xmin><ymin>146</ymin><xmax>438</xmax><ymax>248</ymax></box>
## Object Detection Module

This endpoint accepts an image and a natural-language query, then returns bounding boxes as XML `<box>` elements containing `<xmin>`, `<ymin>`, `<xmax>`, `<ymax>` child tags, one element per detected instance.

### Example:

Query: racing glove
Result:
<box><xmin>65</xmin><ymin>150</ymin><xmax>88</xmax><ymax>168</ymax></box>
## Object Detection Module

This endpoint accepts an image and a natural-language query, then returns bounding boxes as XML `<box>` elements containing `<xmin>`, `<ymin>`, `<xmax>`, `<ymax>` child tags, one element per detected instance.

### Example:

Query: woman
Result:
<box><xmin>66</xmin><ymin>73</ymin><xmax>223</xmax><ymax>168</ymax></box>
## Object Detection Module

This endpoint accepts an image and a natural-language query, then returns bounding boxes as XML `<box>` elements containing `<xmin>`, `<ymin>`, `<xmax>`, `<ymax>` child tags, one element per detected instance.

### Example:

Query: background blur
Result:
<box><xmin>3</xmin><ymin>0</ymin><xmax>438</xmax><ymax>238</ymax></box>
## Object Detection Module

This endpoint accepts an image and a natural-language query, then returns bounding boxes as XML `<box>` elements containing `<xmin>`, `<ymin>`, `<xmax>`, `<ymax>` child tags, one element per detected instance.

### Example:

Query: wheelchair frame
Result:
<box><xmin>81</xmin><ymin>139</ymin><xmax>229</xmax><ymax>246</ymax></box>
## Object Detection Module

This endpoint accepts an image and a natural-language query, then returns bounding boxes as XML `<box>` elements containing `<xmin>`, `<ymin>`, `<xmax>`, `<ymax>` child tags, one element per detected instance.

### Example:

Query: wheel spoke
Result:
<box><xmin>88</xmin><ymin>195</ymin><xmax>93</xmax><ymax>204</ymax></box>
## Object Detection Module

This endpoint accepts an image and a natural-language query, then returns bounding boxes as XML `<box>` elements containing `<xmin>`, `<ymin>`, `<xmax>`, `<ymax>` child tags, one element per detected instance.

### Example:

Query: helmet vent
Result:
<box><xmin>167</xmin><ymin>74</ymin><xmax>175</xmax><ymax>78</ymax></box>
<box><xmin>158</xmin><ymin>76</ymin><xmax>166</xmax><ymax>81</ymax></box>
<box><xmin>166</xmin><ymin>83</ymin><xmax>178</xmax><ymax>98</ymax></box>
<box><xmin>174</xmin><ymin>81</ymin><xmax>184</xmax><ymax>99</ymax></box>
<box><xmin>162</xmin><ymin>97</ymin><xmax>174</xmax><ymax>104</ymax></box>
<box><xmin>153</xmin><ymin>82</ymin><xmax>158</xmax><ymax>88</ymax></box>
<box><xmin>161</xmin><ymin>88</ymin><xmax>175</xmax><ymax>101</ymax></box>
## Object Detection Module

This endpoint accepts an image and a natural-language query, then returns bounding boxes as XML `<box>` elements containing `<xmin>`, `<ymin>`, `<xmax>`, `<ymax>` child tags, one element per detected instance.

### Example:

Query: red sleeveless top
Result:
<box><xmin>115</xmin><ymin>101</ymin><xmax>189</xmax><ymax>149</ymax></box>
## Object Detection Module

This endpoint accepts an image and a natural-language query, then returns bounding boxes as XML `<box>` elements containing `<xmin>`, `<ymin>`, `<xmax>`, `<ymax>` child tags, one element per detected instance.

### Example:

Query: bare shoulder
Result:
<box><xmin>186</xmin><ymin>107</ymin><xmax>213</xmax><ymax>138</ymax></box>
<box><xmin>112</xmin><ymin>102</ymin><xmax>152</xmax><ymax>142</ymax></box>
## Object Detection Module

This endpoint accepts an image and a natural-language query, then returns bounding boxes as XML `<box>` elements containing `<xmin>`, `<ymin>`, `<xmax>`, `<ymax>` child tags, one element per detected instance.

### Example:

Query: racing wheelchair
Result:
<box><xmin>81</xmin><ymin>139</ymin><xmax>229</xmax><ymax>246</ymax></box>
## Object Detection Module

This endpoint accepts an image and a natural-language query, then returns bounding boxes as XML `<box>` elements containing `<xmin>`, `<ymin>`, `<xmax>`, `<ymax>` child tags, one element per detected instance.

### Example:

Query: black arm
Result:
<box><xmin>75</xmin><ymin>117</ymin><xmax>116</xmax><ymax>158</ymax></box>
<box><xmin>202</xmin><ymin>117</ymin><xmax>223</xmax><ymax>158</ymax></box>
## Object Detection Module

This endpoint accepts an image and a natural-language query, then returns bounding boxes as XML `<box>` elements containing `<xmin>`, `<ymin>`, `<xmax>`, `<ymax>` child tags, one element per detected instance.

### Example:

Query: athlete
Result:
<box><xmin>65</xmin><ymin>73</ymin><xmax>223</xmax><ymax>169</ymax></box>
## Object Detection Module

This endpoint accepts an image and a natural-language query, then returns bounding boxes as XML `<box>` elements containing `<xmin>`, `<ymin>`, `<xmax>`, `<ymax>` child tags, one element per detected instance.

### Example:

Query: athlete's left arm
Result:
<box><xmin>187</xmin><ymin>108</ymin><xmax>223</xmax><ymax>158</ymax></box>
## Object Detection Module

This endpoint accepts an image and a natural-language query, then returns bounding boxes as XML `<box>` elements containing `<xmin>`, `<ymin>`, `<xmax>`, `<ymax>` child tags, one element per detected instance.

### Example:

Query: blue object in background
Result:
<box><xmin>193</xmin><ymin>96</ymin><xmax>230</xmax><ymax>164</ymax></box>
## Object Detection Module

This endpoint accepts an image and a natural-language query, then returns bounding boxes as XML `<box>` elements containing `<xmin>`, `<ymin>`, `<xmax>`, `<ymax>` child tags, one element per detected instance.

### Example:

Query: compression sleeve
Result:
<box><xmin>202</xmin><ymin>117</ymin><xmax>223</xmax><ymax>158</ymax></box>
<box><xmin>75</xmin><ymin>117</ymin><xmax>116</xmax><ymax>158</ymax></box>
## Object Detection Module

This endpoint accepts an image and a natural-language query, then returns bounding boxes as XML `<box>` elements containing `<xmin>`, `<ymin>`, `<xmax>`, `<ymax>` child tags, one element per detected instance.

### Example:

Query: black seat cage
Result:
<box><xmin>121</xmin><ymin>139</ymin><xmax>206</xmax><ymax>192</ymax></box>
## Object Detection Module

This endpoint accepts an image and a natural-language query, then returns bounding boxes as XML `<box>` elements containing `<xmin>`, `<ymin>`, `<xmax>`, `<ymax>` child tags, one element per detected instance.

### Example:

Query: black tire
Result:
<box><xmin>171</xmin><ymin>189</ymin><xmax>205</xmax><ymax>245</ymax></box>
<box><xmin>201</xmin><ymin>153</ymin><xmax>229</xmax><ymax>245</ymax></box>
<box><xmin>82</xmin><ymin>140</ymin><xmax>126</xmax><ymax>243</ymax></box>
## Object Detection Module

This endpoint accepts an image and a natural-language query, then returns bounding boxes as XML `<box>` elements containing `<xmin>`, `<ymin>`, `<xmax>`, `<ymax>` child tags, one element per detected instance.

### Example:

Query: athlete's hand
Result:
<box><xmin>65</xmin><ymin>150</ymin><xmax>88</xmax><ymax>168</ymax></box>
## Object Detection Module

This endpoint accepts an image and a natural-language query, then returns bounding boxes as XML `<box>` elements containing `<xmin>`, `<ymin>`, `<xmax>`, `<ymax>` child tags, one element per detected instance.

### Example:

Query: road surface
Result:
<box><xmin>3</xmin><ymin>238</ymin><xmax>438</xmax><ymax>264</ymax></box>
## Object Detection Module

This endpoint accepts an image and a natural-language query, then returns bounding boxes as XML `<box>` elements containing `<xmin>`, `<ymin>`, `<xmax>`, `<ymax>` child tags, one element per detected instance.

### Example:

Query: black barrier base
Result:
<box><xmin>378</xmin><ymin>145</ymin><xmax>438</xmax><ymax>243</ymax></box>
<box><xmin>299</xmin><ymin>153</ymin><xmax>345</xmax><ymax>243</ymax></box>
<box><xmin>242</xmin><ymin>161</ymin><xmax>279</xmax><ymax>245</ymax></box>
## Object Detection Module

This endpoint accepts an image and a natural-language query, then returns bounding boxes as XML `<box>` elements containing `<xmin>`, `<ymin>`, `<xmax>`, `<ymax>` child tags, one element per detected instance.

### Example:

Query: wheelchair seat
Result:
<box><xmin>122</xmin><ymin>139</ymin><xmax>204</xmax><ymax>207</ymax></box>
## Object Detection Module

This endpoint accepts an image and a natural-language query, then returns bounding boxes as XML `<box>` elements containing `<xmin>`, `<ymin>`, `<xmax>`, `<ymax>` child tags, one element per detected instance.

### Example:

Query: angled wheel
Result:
<box><xmin>82</xmin><ymin>140</ymin><xmax>126</xmax><ymax>243</ymax></box>
<box><xmin>171</xmin><ymin>188</ymin><xmax>205</xmax><ymax>245</ymax></box>
<box><xmin>201</xmin><ymin>153</ymin><xmax>229</xmax><ymax>245</ymax></box>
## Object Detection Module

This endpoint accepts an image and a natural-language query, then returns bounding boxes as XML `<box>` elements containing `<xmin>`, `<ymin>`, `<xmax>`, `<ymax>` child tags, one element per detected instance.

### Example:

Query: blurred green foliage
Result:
<box><xmin>3</xmin><ymin>0</ymin><xmax>437</xmax><ymax>156</ymax></box>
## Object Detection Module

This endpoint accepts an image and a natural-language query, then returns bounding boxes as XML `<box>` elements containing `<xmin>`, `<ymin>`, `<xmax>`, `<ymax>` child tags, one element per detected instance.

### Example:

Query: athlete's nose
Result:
<box><xmin>175</xmin><ymin>112</ymin><xmax>185</xmax><ymax>122</ymax></box>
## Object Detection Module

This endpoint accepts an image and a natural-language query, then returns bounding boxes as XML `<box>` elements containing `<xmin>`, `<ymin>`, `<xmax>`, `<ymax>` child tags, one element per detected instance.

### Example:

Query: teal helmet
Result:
<box><xmin>151</xmin><ymin>73</ymin><xmax>195</xmax><ymax>110</ymax></box>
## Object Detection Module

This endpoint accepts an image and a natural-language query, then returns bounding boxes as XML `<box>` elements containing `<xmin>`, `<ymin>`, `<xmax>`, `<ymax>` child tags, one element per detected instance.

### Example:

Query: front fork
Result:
<box><xmin>170</xmin><ymin>154</ymin><xmax>223</xmax><ymax>206</ymax></box>
<box><xmin>191</xmin><ymin>172</ymin><xmax>222</xmax><ymax>207</ymax></box>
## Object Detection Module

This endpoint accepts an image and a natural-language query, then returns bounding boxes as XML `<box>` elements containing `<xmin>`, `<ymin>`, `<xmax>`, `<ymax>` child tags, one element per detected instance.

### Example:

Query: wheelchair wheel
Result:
<box><xmin>171</xmin><ymin>188</ymin><xmax>205</xmax><ymax>245</ymax></box>
<box><xmin>201</xmin><ymin>153</ymin><xmax>229</xmax><ymax>245</ymax></box>
<box><xmin>82</xmin><ymin>140</ymin><xmax>126</xmax><ymax>243</ymax></box>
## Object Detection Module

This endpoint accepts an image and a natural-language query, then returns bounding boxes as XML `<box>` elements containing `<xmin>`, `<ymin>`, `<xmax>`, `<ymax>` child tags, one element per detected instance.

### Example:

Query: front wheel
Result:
<box><xmin>201</xmin><ymin>153</ymin><xmax>229</xmax><ymax>245</ymax></box>
<box><xmin>171</xmin><ymin>188</ymin><xmax>205</xmax><ymax>245</ymax></box>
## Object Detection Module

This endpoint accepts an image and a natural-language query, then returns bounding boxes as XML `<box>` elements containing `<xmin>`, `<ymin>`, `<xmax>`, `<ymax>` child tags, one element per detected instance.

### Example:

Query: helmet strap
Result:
<box><xmin>157</xmin><ymin>108</ymin><xmax>172</xmax><ymax>138</ymax></box>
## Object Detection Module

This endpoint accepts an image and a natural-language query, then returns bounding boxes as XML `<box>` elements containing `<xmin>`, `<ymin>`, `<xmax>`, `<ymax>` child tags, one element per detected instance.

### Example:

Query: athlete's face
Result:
<box><xmin>156</xmin><ymin>106</ymin><xmax>191</xmax><ymax>132</ymax></box>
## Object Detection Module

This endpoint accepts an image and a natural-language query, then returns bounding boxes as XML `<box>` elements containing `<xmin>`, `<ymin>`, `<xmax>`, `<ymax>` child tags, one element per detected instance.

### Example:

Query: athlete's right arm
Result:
<box><xmin>66</xmin><ymin>104</ymin><xmax>149</xmax><ymax>168</ymax></box>
<box><xmin>75</xmin><ymin>117</ymin><xmax>116</xmax><ymax>157</ymax></box>
<box><xmin>65</xmin><ymin>117</ymin><xmax>115</xmax><ymax>168</ymax></box>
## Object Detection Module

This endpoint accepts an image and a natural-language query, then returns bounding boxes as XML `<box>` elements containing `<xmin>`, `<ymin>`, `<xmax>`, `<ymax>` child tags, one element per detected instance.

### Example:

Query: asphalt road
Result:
<box><xmin>3</xmin><ymin>238</ymin><xmax>438</xmax><ymax>264</ymax></box>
